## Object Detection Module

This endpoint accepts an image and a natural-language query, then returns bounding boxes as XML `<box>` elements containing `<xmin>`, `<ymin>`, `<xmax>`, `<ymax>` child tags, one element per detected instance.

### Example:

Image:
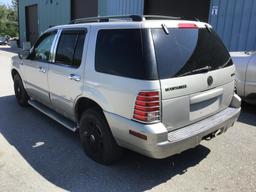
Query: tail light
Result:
<box><xmin>133</xmin><ymin>91</ymin><xmax>161</xmax><ymax>123</ymax></box>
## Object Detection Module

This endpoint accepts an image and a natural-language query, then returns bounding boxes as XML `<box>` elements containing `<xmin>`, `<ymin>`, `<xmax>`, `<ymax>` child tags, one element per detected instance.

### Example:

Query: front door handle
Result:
<box><xmin>38</xmin><ymin>66</ymin><xmax>46</xmax><ymax>73</ymax></box>
<box><xmin>68</xmin><ymin>74</ymin><xmax>81</xmax><ymax>82</ymax></box>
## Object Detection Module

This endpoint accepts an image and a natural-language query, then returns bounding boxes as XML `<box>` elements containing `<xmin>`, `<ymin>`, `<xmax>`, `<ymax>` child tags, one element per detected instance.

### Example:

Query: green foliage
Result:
<box><xmin>12</xmin><ymin>0</ymin><xmax>18</xmax><ymax>10</ymax></box>
<box><xmin>0</xmin><ymin>3</ymin><xmax>18</xmax><ymax>37</ymax></box>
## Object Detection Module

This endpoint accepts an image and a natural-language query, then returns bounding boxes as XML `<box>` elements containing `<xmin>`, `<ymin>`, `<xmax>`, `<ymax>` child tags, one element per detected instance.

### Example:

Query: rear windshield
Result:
<box><xmin>151</xmin><ymin>28</ymin><xmax>233</xmax><ymax>79</ymax></box>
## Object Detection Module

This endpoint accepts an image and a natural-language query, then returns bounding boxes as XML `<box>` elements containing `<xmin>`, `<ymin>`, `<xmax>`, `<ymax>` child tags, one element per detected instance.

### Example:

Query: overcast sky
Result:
<box><xmin>0</xmin><ymin>0</ymin><xmax>11</xmax><ymax>5</ymax></box>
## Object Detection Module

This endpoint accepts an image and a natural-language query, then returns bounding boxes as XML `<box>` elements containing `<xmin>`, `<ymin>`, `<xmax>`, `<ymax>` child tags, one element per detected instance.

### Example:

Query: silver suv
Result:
<box><xmin>12</xmin><ymin>15</ymin><xmax>241</xmax><ymax>164</ymax></box>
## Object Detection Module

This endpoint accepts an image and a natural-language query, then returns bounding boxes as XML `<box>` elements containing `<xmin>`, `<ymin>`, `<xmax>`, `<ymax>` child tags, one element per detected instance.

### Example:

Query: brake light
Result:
<box><xmin>133</xmin><ymin>91</ymin><xmax>160</xmax><ymax>123</ymax></box>
<box><xmin>178</xmin><ymin>23</ymin><xmax>198</xmax><ymax>29</ymax></box>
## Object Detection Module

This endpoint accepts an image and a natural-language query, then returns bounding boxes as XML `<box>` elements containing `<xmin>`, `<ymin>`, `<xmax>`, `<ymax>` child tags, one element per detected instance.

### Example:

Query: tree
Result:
<box><xmin>11</xmin><ymin>0</ymin><xmax>18</xmax><ymax>10</ymax></box>
<box><xmin>0</xmin><ymin>3</ymin><xmax>18</xmax><ymax>37</ymax></box>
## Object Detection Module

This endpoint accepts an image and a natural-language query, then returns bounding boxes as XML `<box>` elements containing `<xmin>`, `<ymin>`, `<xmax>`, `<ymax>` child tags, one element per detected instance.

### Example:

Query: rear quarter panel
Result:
<box><xmin>82</xmin><ymin>25</ymin><xmax>160</xmax><ymax>119</ymax></box>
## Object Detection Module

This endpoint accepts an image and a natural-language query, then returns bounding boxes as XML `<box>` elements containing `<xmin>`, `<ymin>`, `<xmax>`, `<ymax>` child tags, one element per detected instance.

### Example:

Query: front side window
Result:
<box><xmin>29</xmin><ymin>31</ymin><xmax>56</xmax><ymax>62</ymax></box>
<box><xmin>55</xmin><ymin>30</ymin><xmax>85</xmax><ymax>68</ymax></box>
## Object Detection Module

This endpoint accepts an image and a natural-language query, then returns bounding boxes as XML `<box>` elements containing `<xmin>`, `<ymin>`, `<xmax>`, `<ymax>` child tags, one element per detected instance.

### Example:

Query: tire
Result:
<box><xmin>79</xmin><ymin>108</ymin><xmax>123</xmax><ymax>165</ymax></box>
<box><xmin>14</xmin><ymin>74</ymin><xmax>29</xmax><ymax>107</ymax></box>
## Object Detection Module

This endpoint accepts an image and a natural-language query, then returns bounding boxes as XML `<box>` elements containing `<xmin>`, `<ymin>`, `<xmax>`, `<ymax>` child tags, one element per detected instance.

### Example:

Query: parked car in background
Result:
<box><xmin>231</xmin><ymin>51</ymin><xmax>256</xmax><ymax>104</ymax></box>
<box><xmin>0</xmin><ymin>36</ymin><xmax>8</xmax><ymax>45</ymax></box>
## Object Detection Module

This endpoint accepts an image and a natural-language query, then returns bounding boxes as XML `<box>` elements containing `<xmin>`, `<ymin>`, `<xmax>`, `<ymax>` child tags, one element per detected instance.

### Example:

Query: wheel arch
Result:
<box><xmin>74</xmin><ymin>97</ymin><xmax>104</xmax><ymax>123</ymax></box>
<box><xmin>11</xmin><ymin>68</ymin><xmax>20</xmax><ymax>80</ymax></box>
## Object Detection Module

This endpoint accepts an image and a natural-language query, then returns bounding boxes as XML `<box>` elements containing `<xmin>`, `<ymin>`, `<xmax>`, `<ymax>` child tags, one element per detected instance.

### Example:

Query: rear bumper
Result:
<box><xmin>104</xmin><ymin>95</ymin><xmax>241</xmax><ymax>159</ymax></box>
<box><xmin>154</xmin><ymin>107</ymin><xmax>240</xmax><ymax>158</ymax></box>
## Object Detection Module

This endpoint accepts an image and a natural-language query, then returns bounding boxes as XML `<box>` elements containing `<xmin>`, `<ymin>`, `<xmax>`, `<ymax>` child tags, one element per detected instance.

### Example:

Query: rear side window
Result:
<box><xmin>55</xmin><ymin>30</ymin><xmax>85</xmax><ymax>68</ymax></box>
<box><xmin>151</xmin><ymin>28</ymin><xmax>233</xmax><ymax>79</ymax></box>
<box><xmin>95</xmin><ymin>29</ymin><xmax>157</xmax><ymax>80</ymax></box>
<box><xmin>73</xmin><ymin>33</ymin><xmax>85</xmax><ymax>67</ymax></box>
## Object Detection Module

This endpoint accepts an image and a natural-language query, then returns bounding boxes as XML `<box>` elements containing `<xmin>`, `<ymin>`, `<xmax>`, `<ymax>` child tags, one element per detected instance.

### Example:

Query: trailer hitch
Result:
<box><xmin>203</xmin><ymin>127</ymin><xmax>226</xmax><ymax>141</ymax></box>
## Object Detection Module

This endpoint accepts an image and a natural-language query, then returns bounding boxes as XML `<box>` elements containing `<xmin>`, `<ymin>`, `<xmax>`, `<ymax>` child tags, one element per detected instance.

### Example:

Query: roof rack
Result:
<box><xmin>70</xmin><ymin>15</ymin><xmax>143</xmax><ymax>24</ymax></box>
<box><xmin>70</xmin><ymin>15</ymin><xmax>181</xmax><ymax>24</ymax></box>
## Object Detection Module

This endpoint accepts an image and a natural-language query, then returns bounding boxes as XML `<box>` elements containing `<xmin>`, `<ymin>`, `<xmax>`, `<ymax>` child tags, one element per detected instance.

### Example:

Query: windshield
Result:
<box><xmin>151</xmin><ymin>28</ymin><xmax>233</xmax><ymax>79</ymax></box>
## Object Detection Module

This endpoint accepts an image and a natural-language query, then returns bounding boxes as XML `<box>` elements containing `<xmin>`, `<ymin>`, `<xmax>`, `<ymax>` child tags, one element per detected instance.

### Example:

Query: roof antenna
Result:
<box><xmin>194</xmin><ymin>17</ymin><xmax>200</xmax><ymax>21</ymax></box>
<box><xmin>205</xmin><ymin>24</ymin><xmax>212</xmax><ymax>33</ymax></box>
<box><xmin>161</xmin><ymin>24</ymin><xmax>170</xmax><ymax>35</ymax></box>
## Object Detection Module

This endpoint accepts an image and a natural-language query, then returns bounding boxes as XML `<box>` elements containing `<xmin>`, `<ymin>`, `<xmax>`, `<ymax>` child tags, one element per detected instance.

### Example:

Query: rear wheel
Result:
<box><xmin>79</xmin><ymin>108</ymin><xmax>122</xmax><ymax>165</ymax></box>
<box><xmin>14</xmin><ymin>74</ymin><xmax>29</xmax><ymax>107</ymax></box>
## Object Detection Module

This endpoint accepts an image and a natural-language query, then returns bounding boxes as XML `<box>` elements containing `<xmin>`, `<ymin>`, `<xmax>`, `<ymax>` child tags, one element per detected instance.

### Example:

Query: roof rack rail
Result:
<box><xmin>70</xmin><ymin>15</ymin><xmax>143</xmax><ymax>24</ymax></box>
<box><xmin>70</xmin><ymin>15</ymin><xmax>182</xmax><ymax>24</ymax></box>
<box><xmin>143</xmin><ymin>15</ymin><xmax>181</xmax><ymax>20</ymax></box>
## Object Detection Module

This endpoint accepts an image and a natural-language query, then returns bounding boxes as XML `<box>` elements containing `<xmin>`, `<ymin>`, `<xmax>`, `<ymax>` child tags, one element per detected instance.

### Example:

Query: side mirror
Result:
<box><xmin>18</xmin><ymin>50</ymin><xmax>30</xmax><ymax>60</ymax></box>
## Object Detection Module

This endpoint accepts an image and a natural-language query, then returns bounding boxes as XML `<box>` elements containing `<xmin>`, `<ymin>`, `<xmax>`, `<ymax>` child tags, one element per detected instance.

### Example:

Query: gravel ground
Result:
<box><xmin>0</xmin><ymin>46</ymin><xmax>256</xmax><ymax>192</ymax></box>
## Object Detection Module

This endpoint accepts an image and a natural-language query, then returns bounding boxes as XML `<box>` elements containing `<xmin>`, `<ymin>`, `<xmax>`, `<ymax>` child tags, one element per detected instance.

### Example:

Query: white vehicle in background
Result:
<box><xmin>231</xmin><ymin>51</ymin><xmax>256</xmax><ymax>104</ymax></box>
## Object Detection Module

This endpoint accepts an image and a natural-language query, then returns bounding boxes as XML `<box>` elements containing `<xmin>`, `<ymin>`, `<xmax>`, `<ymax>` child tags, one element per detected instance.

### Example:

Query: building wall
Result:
<box><xmin>19</xmin><ymin>0</ymin><xmax>70</xmax><ymax>46</ymax></box>
<box><xmin>71</xmin><ymin>0</ymin><xmax>98</xmax><ymax>20</ymax></box>
<box><xmin>99</xmin><ymin>0</ymin><xmax>256</xmax><ymax>51</ymax></box>
<box><xmin>19</xmin><ymin>0</ymin><xmax>256</xmax><ymax>51</ymax></box>
<box><xmin>99</xmin><ymin>0</ymin><xmax>144</xmax><ymax>16</ymax></box>
<box><xmin>19</xmin><ymin>0</ymin><xmax>144</xmax><ymax>45</ymax></box>
<box><xmin>209</xmin><ymin>0</ymin><xmax>256</xmax><ymax>51</ymax></box>
<box><xmin>144</xmin><ymin>0</ymin><xmax>211</xmax><ymax>22</ymax></box>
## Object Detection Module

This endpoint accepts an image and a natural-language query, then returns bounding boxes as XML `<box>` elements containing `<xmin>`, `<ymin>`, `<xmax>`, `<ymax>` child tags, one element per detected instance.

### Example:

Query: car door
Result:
<box><xmin>48</xmin><ymin>28</ymin><xmax>87</xmax><ymax>121</ymax></box>
<box><xmin>23</xmin><ymin>31</ymin><xmax>57</xmax><ymax>106</ymax></box>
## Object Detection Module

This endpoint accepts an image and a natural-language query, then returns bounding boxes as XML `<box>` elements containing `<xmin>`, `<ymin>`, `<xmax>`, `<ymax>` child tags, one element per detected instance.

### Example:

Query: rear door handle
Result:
<box><xmin>38</xmin><ymin>66</ymin><xmax>46</xmax><ymax>73</ymax></box>
<box><xmin>68</xmin><ymin>74</ymin><xmax>81</xmax><ymax>82</ymax></box>
<box><xmin>190</xmin><ymin>88</ymin><xmax>223</xmax><ymax>104</ymax></box>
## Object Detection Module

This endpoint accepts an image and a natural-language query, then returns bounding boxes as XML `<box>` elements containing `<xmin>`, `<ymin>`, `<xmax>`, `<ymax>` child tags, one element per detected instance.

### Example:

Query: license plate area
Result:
<box><xmin>190</xmin><ymin>96</ymin><xmax>221</xmax><ymax>121</ymax></box>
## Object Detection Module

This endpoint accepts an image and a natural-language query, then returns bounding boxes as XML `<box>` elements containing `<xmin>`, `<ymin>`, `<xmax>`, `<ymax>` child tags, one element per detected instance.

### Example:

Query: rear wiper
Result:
<box><xmin>178</xmin><ymin>66</ymin><xmax>212</xmax><ymax>77</ymax></box>
<box><xmin>218</xmin><ymin>57</ymin><xmax>231</xmax><ymax>69</ymax></box>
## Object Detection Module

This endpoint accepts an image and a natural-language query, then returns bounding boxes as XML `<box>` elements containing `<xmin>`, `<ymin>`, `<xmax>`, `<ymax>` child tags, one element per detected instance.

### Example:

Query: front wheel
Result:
<box><xmin>79</xmin><ymin>108</ymin><xmax>123</xmax><ymax>165</ymax></box>
<box><xmin>14</xmin><ymin>74</ymin><xmax>29</xmax><ymax>107</ymax></box>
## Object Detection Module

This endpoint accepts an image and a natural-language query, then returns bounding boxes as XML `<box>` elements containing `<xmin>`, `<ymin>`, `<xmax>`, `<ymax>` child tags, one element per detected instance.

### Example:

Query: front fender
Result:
<box><xmin>11</xmin><ymin>56</ymin><xmax>26</xmax><ymax>83</ymax></box>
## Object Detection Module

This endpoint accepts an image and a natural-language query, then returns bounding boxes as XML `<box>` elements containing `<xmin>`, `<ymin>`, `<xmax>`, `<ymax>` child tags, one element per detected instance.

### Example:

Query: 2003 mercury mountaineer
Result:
<box><xmin>12</xmin><ymin>15</ymin><xmax>241</xmax><ymax>165</ymax></box>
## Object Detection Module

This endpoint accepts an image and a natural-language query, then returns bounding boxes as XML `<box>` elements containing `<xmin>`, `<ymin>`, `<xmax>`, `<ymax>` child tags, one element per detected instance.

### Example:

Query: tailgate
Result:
<box><xmin>151</xmin><ymin>25</ymin><xmax>235</xmax><ymax>131</ymax></box>
<box><xmin>161</xmin><ymin>67</ymin><xmax>235</xmax><ymax>131</ymax></box>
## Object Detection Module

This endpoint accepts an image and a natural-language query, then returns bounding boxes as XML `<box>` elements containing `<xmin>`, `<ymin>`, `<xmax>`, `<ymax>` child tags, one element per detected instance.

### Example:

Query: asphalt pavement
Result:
<box><xmin>0</xmin><ymin>46</ymin><xmax>256</xmax><ymax>192</ymax></box>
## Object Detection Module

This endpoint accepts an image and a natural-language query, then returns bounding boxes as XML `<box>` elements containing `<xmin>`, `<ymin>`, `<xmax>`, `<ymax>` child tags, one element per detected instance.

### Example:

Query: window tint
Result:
<box><xmin>73</xmin><ymin>33</ymin><xmax>85</xmax><ymax>67</ymax></box>
<box><xmin>55</xmin><ymin>32</ymin><xmax>77</xmax><ymax>65</ymax></box>
<box><xmin>55</xmin><ymin>30</ymin><xmax>85</xmax><ymax>68</ymax></box>
<box><xmin>95</xmin><ymin>29</ymin><xmax>158</xmax><ymax>80</ymax></box>
<box><xmin>30</xmin><ymin>32</ymin><xmax>56</xmax><ymax>62</ymax></box>
<box><xmin>151</xmin><ymin>28</ymin><xmax>232</xmax><ymax>79</ymax></box>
